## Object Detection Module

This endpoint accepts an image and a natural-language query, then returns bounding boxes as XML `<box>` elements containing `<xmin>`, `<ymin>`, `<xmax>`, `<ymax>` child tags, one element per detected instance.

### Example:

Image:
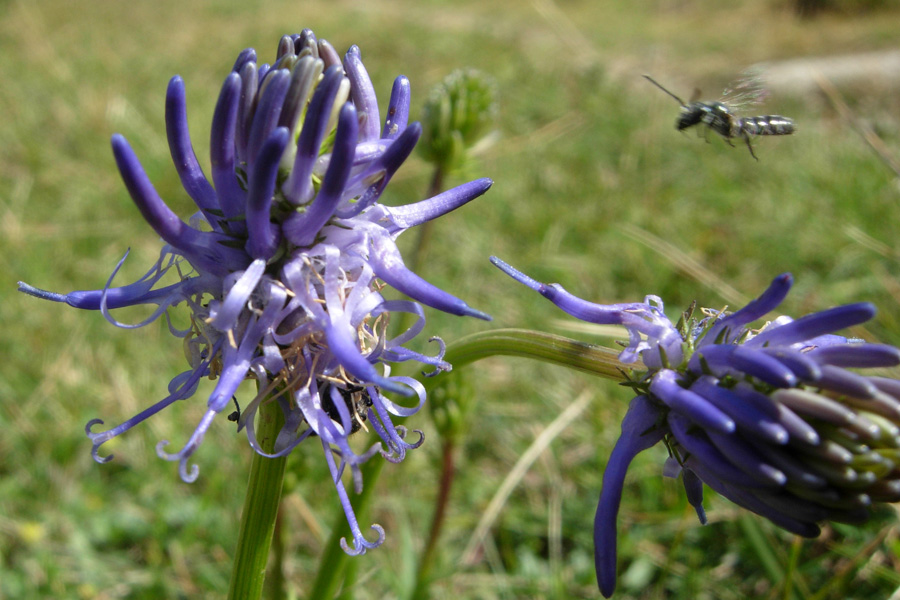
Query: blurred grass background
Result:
<box><xmin>4</xmin><ymin>0</ymin><xmax>900</xmax><ymax>598</ymax></box>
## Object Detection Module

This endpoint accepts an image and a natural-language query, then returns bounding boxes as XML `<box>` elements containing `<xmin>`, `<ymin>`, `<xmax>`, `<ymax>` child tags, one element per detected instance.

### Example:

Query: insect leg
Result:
<box><xmin>714</xmin><ymin>121</ymin><xmax>735</xmax><ymax>147</ymax></box>
<box><xmin>740</xmin><ymin>130</ymin><xmax>759</xmax><ymax>161</ymax></box>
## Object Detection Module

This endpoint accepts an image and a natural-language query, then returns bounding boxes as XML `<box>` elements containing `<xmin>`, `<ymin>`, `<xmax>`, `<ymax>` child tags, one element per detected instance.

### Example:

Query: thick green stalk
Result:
<box><xmin>227</xmin><ymin>397</ymin><xmax>288</xmax><ymax>600</ymax></box>
<box><xmin>438</xmin><ymin>328</ymin><xmax>631</xmax><ymax>381</ymax></box>
<box><xmin>406</xmin><ymin>329</ymin><xmax>630</xmax><ymax>598</ymax></box>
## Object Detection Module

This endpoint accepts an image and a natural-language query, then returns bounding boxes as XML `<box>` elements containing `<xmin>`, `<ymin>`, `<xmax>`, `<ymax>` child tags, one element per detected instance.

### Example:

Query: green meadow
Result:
<box><xmin>3</xmin><ymin>0</ymin><xmax>900</xmax><ymax>598</ymax></box>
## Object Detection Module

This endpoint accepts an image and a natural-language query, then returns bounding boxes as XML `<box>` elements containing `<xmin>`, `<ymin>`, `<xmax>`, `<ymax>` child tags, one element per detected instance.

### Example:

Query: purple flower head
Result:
<box><xmin>19</xmin><ymin>31</ymin><xmax>492</xmax><ymax>554</ymax></box>
<box><xmin>491</xmin><ymin>259</ymin><xmax>900</xmax><ymax>597</ymax></box>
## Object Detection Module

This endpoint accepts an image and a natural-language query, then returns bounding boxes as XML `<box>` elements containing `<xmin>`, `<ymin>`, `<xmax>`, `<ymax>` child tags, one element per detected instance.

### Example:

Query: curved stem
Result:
<box><xmin>307</xmin><ymin>328</ymin><xmax>630</xmax><ymax>599</ymax></box>
<box><xmin>439</xmin><ymin>328</ymin><xmax>632</xmax><ymax>382</ymax></box>
<box><xmin>227</xmin><ymin>397</ymin><xmax>288</xmax><ymax>600</ymax></box>
<box><xmin>406</xmin><ymin>329</ymin><xmax>630</xmax><ymax>597</ymax></box>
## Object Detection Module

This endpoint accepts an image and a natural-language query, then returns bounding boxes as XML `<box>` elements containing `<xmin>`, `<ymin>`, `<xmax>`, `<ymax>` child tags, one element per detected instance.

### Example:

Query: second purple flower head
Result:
<box><xmin>492</xmin><ymin>257</ymin><xmax>900</xmax><ymax>597</ymax></box>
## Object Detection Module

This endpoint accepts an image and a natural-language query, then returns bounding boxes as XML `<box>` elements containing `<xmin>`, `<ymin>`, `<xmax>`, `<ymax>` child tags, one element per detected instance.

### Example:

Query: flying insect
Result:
<box><xmin>643</xmin><ymin>74</ymin><xmax>795</xmax><ymax>160</ymax></box>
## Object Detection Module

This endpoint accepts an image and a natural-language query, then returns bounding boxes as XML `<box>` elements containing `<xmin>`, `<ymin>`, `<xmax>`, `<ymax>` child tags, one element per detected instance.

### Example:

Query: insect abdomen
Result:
<box><xmin>740</xmin><ymin>116</ymin><xmax>795</xmax><ymax>136</ymax></box>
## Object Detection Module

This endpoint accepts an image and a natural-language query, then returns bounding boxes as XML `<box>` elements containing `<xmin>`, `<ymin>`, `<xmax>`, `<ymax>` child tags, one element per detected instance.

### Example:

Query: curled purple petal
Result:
<box><xmin>111</xmin><ymin>134</ymin><xmax>250</xmax><ymax>276</ymax></box>
<box><xmin>701</xmin><ymin>273</ymin><xmax>792</xmax><ymax>346</ymax></box>
<box><xmin>748</xmin><ymin>303</ymin><xmax>876</xmax><ymax>348</ymax></box>
<box><xmin>245</xmin><ymin>128</ymin><xmax>289</xmax><ymax>260</ymax></box>
<box><xmin>246</xmin><ymin>69</ymin><xmax>291</xmax><ymax>164</ymax></box>
<box><xmin>688</xmin><ymin>459</ymin><xmax>821</xmax><ymax>537</ymax></box>
<box><xmin>87</xmin><ymin>358</ymin><xmax>212</xmax><ymax>463</ymax></box>
<box><xmin>808</xmin><ymin>343</ymin><xmax>900</xmax><ymax>369</ymax></box>
<box><xmin>325</xmin><ymin>319</ymin><xmax>412</xmax><ymax>397</ymax></box>
<box><xmin>689</xmin><ymin>377</ymin><xmax>788</xmax><ymax>444</ymax></box>
<box><xmin>594</xmin><ymin>395</ymin><xmax>666</xmax><ymax>597</ymax></box>
<box><xmin>257</xmin><ymin>63</ymin><xmax>271</xmax><ymax>84</ymax></box>
<box><xmin>343</xmin><ymin>45</ymin><xmax>380</xmax><ymax>142</ymax></box>
<box><xmin>284</xmin><ymin>65</ymin><xmax>345</xmax><ymax>204</ymax></box>
<box><xmin>753</xmin><ymin>441</ymin><xmax>828</xmax><ymax>489</ymax></box>
<box><xmin>773</xmin><ymin>388</ymin><xmax>867</xmax><ymax>433</ymax></box>
<box><xmin>385</xmin><ymin>178</ymin><xmax>493</xmax><ymax>231</ymax></box>
<box><xmin>668</xmin><ymin>413</ymin><xmax>759</xmax><ymax>486</ymax></box>
<box><xmin>682</xmin><ymin>468</ymin><xmax>707</xmax><ymax>524</ymax></box>
<box><xmin>317</xmin><ymin>438</ymin><xmax>386</xmax><ymax>555</ymax></box>
<box><xmin>369</xmin><ymin>231</ymin><xmax>490</xmax><ymax>320</ymax></box>
<box><xmin>816</xmin><ymin>364</ymin><xmax>880</xmax><ymax>400</ymax></box>
<box><xmin>207</xmin><ymin>259</ymin><xmax>266</xmax><ymax>329</ymax></box>
<box><xmin>317</xmin><ymin>39</ymin><xmax>342</xmax><ymax>69</ymax></box>
<box><xmin>19</xmin><ymin>250</ymin><xmax>183</xmax><ymax>311</ymax></box>
<box><xmin>852</xmin><ymin>382</ymin><xmax>900</xmax><ymax>422</ymax></box>
<box><xmin>692</xmin><ymin>344</ymin><xmax>798</xmax><ymax>387</ymax></box>
<box><xmin>236</xmin><ymin>61</ymin><xmax>259</xmax><ymax>165</ymax></box>
<box><xmin>335</xmin><ymin>122</ymin><xmax>423</xmax><ymax>218</ymax></box>
<box><xmin>490</xmin><ymin>257</ymin><xmax>638</xmax><ymax>325</ymax></box>
<box><xmin>758</xmin><ymin>347</ymin><xmax>822</xmax><ymax>382</ymax></box>
<box><xmin>165</xmin><ymin>75</ymin><xmax>220</xmax><ymax>227</ymax></box>
<box><xmin>209</xmin><ymin>72</ymin><xmax>247</xmax><ymax>221</ymax></box>
<box><xmin>490</xmin><ymin>256</ymin><xmax>683</xmax><ymax>366</ymax></box>
<box><xmin>231</xmin><ymin>47</ymin><xmax>256</xmax><ymax>73</ymax></box>
<box><xmin>156</xmin><ymin>408</ymin><xmax>217</xmax><ymax>482</ymax></box>
<box><xmin>383</xmin><ymin>75</ymin><xmax>410</xmax><ymax>139</ymax></box>
<box><xmin>278</xmin><ymin>55</ymin><xmax>325</xmax><ymax>139</ymax></box>
<box><xmin>276</xmin><ymin>34</ymin><xmax>294</xmax><ymax>61</ymax></box>
<box><xmin>283</xmin><ymin>103</ymin><xmax>358</xmax><ymax>246</ymax></box>
<box><xmin>704</xmin><ymin>428</ymin><xmax>787</xmax><ymax>486</ymax></box>
<box><xmin>650</xmin><ymin>370</ymin><xmax>735</xmax><ymax>434</ymax></box>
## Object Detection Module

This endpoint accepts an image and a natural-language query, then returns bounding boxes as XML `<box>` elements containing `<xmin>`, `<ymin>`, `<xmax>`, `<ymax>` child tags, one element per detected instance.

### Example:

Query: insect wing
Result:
<box><xmin>720</xmin><ymin>71</ymin><xmax>769</xmax><ymax>112</ymax></box>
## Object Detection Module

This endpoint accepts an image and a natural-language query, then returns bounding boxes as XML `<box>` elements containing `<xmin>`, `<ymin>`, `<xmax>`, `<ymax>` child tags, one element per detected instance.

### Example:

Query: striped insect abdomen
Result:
<box><xmin>739</xmin><ymin>115</ymin><xmax>795</xmax><ymax>136</ymax></box>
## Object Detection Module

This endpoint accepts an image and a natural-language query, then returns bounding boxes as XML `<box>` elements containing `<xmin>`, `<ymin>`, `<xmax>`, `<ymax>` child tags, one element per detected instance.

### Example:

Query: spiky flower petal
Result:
<box><xmin>19</xmin><ymin>30</ymin><xmax>493</xmax><ymax>553</ymax></box>
<box><xmin>492</xmin><ymin>258</ymin><xmax>900</xmax><ymax>597</ymax></box>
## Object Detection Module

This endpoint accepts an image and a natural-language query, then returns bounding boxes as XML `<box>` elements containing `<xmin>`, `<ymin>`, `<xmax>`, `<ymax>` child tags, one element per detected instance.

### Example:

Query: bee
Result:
<box><xmin>643</xmin><ymin>74</ymin><xmax>795</xmax><ymax>160</ymax></box>
<box><xmin>227</xmin><ymin>395</ymin><xmax>242</xmax><ymax>428</ymax></box>
<box><xmin>318</xmin><ymin>381</ymin><xmax>374</xmax><ymax>435</ymax></box>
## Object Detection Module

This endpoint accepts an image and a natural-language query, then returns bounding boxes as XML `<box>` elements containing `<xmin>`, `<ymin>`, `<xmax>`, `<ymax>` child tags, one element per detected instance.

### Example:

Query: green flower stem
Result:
<box><xmin>407</xmin><ymin>328</ymin><xmax>631</xmax><ymax>598</ymax></box>
<box><xmin>438</xmin><ymin>328</ymin><xmax>632</xmax><ymax>382</ymax></box>
<box><xmin>264</xmin><ymin>505</ymin><xmax>287</xmax><ymax>600</ymax></box>
<box><xmin>227</xmin><ymin>396</ymin><xmax>288</xmax><ymax>600</ymax></box>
